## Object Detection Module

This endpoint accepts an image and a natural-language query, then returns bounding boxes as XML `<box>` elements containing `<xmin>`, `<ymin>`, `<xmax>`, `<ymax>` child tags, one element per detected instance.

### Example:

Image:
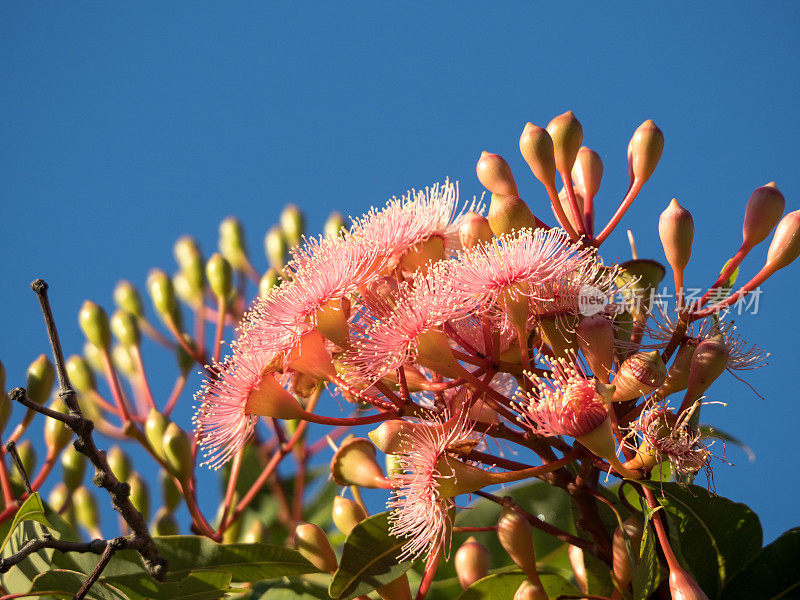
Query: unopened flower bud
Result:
<box><xmin>147</xmin><ymin>269</ymin><xmax>178</xmax><ymax>321</ymax></box>
<box><xmin>110</xmin><ymin>310</ymin><xmax>140</xmax><ymax>348</ymax></box>
<box><xmin>683</xmin><ymin>338</ymin><xmax>729</xmax><ymax>406</ymax></box>
<box><xmin>568</xmin><ymin>545</ymin><xmax>588</xmax><ymax>593</ymax></box>
<box><xmin>572</xmin><ymin>146</ymin><xmax>603</xmax><ymax>199</ymax></box>
<box><xmin>612</xmin><ymin>514</ymin><xmax>644</xmax><ymax>590</ymax></box>
<box><xmin>742</xmin><ymin>183</ymin><xmax>785</xmax><ymax>249</ymax></box>
<box><xmin>49</xmin><ymin>482</ymin><xmax>70</xmax><ymax>512</ymax></box>
<box><xmin>497</xmin><ymin>508</ymin><xmax>539</xmax><ymax>582</ymax></box>
<box><xmin>259</xmin><ymin>269</ymin><xmax>281</xmax><ymax>298</ymax></box>
<box><xmin>330</xmin><ymin>437</ymin><xmax>390</xmax><ymax>489</ymax></box>
<box><xmin>66</xmin><ymin>355</ymin><xmax>96</xmax><ymax>394</ymax></box>
<box><xmin>577</xmin><ymin>315</ymin><xmax>614</xmax><ymax>383</ymax></box>
<box><xmin>459</xmin><ymin>212</ymin><xmax>494</xmax><ymax>249</ymax></box>
<box><xmin>765</xmin><ymin>210</ymin><xmax>800</xmax><ymax>273</ymax></box>
<box><xmin>173</xmin><ymin>271</ymin><xmax>199</xmax><ymax>306</ymax></box>
<box><xmin>44</xmin><ymin>398</ymin><xmax>72</xmax><ymax>453</ymax></box>
<box><xmin>83</xmin><ymin>343</ymin><xmax>104</xmax><ymax>372</ymax></box>
<box><xmin>206</xmin><ymin>253</ymin><xmax>233</xmax><ymax>300</ymax></box>
<box><xmin>73</xmin><ymin>486</ymin><xmax>100</xmax><ymax>536</ymax></box>
<box><xmin>514</xmin><ymin>578</ymin><xmax>547</xmax><ymax>600</ymax></box>
<box><xmin>112</xmin><ymin>344</ymin><xmax>136</xmax><ymax>377</ymax></box>
<box><xmin>162</xmin><ymin>422</ymin><xmax>193</xmax><ymax>483</ymax></box>
<box><xmin>519</xmin><ymin>123</ymin><xmax>556</xmax><ymax>188</ymax></box>
<box><xmin>107</xmin><ymin>445</ymin><xmax>131</xmax><ymax>483</ymax></box>
<box><xmin>476</xmin><ymin>152</ymin><xmax>518</xmax><ymax>196</ymax></box>
<box><xmin>160</xmin><ymin>469</ymin><xmax>181</xmax><ymax>512</ymax></box>
<box><xmin>26</xmin><ymin>354</ymin><xmax>55</xmax><ymax>405</ymax></box>
<box><xmin>10</xmin><ymin>440</ymin><xmax>36</xmax><ymax>489</ymax></box>
<box><xmin>628</xmin><ymin>119</ymin><xmax>664</xmax><ymax>184</ymax></box>
<box><xmin>324</xmin><ymin>211</ymin><xmax>350</xmax><ymax>238</ymax></box>
<box><xmin>669</xmin><ymin>567</ymin><xmax>709</xmax><ymax>600</ymax></box>
<box><xmin>294</xmin><ymin>522</ymin><xmax>338</xmax><ymax>573</ymax></box>
<box><xmin>128</xmin><ymin>472</ymin><xmax>150</xmax><ymax>520</ymax></box>
<box><xmin>113</xmin><ymin>280</ymin><xmax>144</xmax><ymax>318</ymax></box>
<box><xmin>79</xmin><ymin>301</ymin><xmax>112</xmax><ymax>350</ymax></box>
<box><xmin>659</xmin><ymin>199</ymin><xmax>694</xmax><ymax>275</ymax></box>
<box><xmin>281</xmin><ymin>204</ymin><xmax>305</xmax><ymax>247</ymax></box>
<box><xmin>151</xmin><ymin>507</ymin><xmax>179</xmax><ymax>536</ymax></box>
<box><xmin>455</xmin><ymin>536</ymin><xmax>489</xmax><ymax>589</ymax></box>
<box><xmin>369</xmin><ymin>420</ymin><xmax>417</xmax><ymax>454</ymax></box>
<box><xmin>265</xmin><ymin>225</ymin><xmax>288</xmax><ymax>270</ymax></box>
<box><xmin>219</xmin><ymin>216</ymin><xmax>249</xmax><ymax>270</ymax></box>
<box><xmin>656</xmin><ymin>339</ymin><xmax>698</xmax><ymax>399</ymax></box>
<box><xmin>332</xmin><ymin>495</ymin><xmax>367</xmax><ymax>535</ymax></box>
<box><xmin>242</xmin><ymin>518</ymin><xmax>268</xmax><ymax>544</ymax></box>
<box><xmin>612</xmin><ymin>351</ymin><xmax>667</xmax><ymax>403</ymax></box>
<box><xmin>174</xmin><ymin>236</ymin><xmax>205</xmax><ymax>295</ymax></box>
<box><xmin>546</xmin><ymin>110</ymin><xmax>583</xmax><ymax>174</ymax></box>
<box><xmin>61</xmin><ymin>446</ymin><xmax>86</xmax><ymax>491</ymax></box>
<box><xmin>487</xmin><ymin>194</ymin><xmax>537</xmax><ymax>237</ymax></box>
<box><xmin>175</xmin><ymin>337</ymin><xmax>196</xmax><ymax>375</ymax></box>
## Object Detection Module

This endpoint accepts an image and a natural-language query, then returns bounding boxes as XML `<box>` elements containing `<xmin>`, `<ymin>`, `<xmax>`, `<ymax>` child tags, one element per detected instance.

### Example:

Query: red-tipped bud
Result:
<box><xmin>577</xmin><ymin>315</ymin><xmax>614</xmax><ymax>383</ymax></box>
<box><xmin>497</xmin><ymin>508</ymin><xmax>539</xmax><ymax>582</ymax></box>
<box><xmin>519</xmin><ymin>123</ymin><xmax>556</xmax><ymax>188</ymax></box>
<box><xmin>684</xmin><ymin>338</ymin><xmax>729</xmax><ymax>405</ymax></box>
<box><xmin>742</xmin><ymin>183</ymin><xmax>785</xmax><ymax>249</ymax></box>
<box><xmin>546</xmin><ymin>111</ymin><xmax>583</xmax><ymax>174</ymax></box>
<box><xmin>612</xmin><ymin>514</ymin><xmax>644</xmax><ymax>590</ymax></box>
<box><xmin>668</xmin><ymin>568</ymin><xmax>709</xmax><ymax>600</ymax></box>
<box><xmin>487</xmin><ymin>194</ymin><xmax>538</xmax><ymax>237</ymax></box>
<box><xmin>656</xmin><ymin>339</ymin><xmax>698</xmax><ymax>399</ymax></box>
<box><xmin>459</xmin><ymin>211</ymin><xmax>494</xmax><ymax>249</ymax></box>
<box><xmin>332</xmin><ymin>496</ymin><xmax>367</xmax><ymax>535</ymax></box>
<box><xmin>294</xmin><ymin>522</ymin><xmax>338</xmax><ymax>573</ymax></box>
<box><xmin>612</xmin><ymin>351</ymin><xmax>667</xmax><ymax>403</ymax></box>
<box><xmin>330</xmin><ymin>437</ymin><xmax>389</xmax><ymax>489</ymax></box>
<box><xmin>572</xmin><ymin>146</ymin><xmax>603</xmax><ymax>199</ymax></box>
<box><xmin>766</xmin><ymin>210</ymin><xmax>800</xmax><ymax>272</ymax></box>
<box><xmin>628</xmin><ymin>119</ymin><xmax>664</xmax><ymax>184</ymax></box>
<box><xmin>455</xmin><ymin>537</ymin><xmax>490</xmax><ymax>590</ymax></box>
<box><xmin>514</xmin><ymin>578</ymin><xmax>548</xmax><ymax>600</ymax></box>
<box><xmin>476</xmin><ymin>152</ymin><xmax>519</xmax><ymax>196</ymax></box>
<box><xmin>659</xmin><ymin>199</ymin><xmax>694</xmax><ymax>274</ymax></box>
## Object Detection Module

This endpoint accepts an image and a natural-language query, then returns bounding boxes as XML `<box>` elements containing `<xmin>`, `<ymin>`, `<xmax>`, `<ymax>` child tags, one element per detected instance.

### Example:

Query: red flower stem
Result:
<box><xmin>584</xmin><ymin>191</ymin><xmax>595</xmax><ymax>237</ymax></box>
<box><xmin>184</xmin><ymin>476</ymin><xmax>217</xmax><ymax>538</ymax></box>
<box><xmin>162</xmin><ymin>373</ymin><xmax>187</xmax><ymax>416</ymax></box>
<box><xmin>641</xmin><ymin>486</ymin><xmax>682</xmax><ymax>572</ymax></box>
<box><xmin>211</xmin><ymin>297</ymin><xmax>227</xmax><ymax>364</ymax></box>
<box><xmin>443</xmin><ymin>322</ymin><xmax>483</xmax><ymax>357</ymax></box>
<box><xmin>29</xmin><ymin>450</ymin><xmax>58</xmax><ymax>491</ymax></box>
<box><xmin>543</xmin><ymin>180</ymin><xmax>580</xmax><ymax>241</ymax></box>
<box><xmin>193</xmin><ymin>304</ymin><xmax>206</xmax><ymax>358</ymax></box>
<box><xmin>372</xmin><ymin>380</ymin><xmax>404</xmax><ymax>409</ymax></box>
<box><xmin>452</xmin><ymin>526</ymin><xmax>496</xmax><ymax>533</ymax></box>
<box><xmin>415</xmin><ymin>544</ymin><xmax>442</xmax><ymax>600</ymax></box>
<box><xmin>99</xmin><ymin>350</ymin><xmax>134</xmax><ymax>423</ymax></box>
<box><xmin>130</xmin><ymin>345</ymin><xmax>156</xmax><ymax>411</ymax></box>
<box><xmin>396</xmin><ymin>366</ymin><xmax>411</xmax><ymax>404</ymax></box>
<box><xmin>697</xmin><ymin>246</ymin><xmax>749</xmax><ymax>308</ymax></box>
<box><xmin>217</xmin><ymin>451</ymin><xmax>244</xmax><ymax>536</ymax></box>
<box><xmin>562</xmin><ymin>173</ymin><xmax>588</xmax><ymax>238</ymax></box>
<box><xmin>138</xmin><ymin>318</ymin><xmax>176</xmax><ymax>350</ymax></box>
<box><xmin>594</xmin><ymin>178</ymin><xmax>645</xmax><ymax>245</ymax></box>
<box><xmin>0</xmin><ymin>448</ymin><xmax>15</xmax><ymax>506</ymax></box>
<box><xmin>88</xmin><ymin>390</ymin><xmax>124</xmax><ymax>417</ymax></box>
<box><xmin>692</xmin><ymin>264</ymin><xmax>772</xmax><ymax>320</ymax></box>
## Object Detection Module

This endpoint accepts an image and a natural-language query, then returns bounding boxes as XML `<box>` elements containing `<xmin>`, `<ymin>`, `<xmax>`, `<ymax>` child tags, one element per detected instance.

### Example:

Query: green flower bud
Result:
<box><xmin>48</xmin><ymin>482</ymin><xmax>70</xmax><ymax>512</ymax></box>
<box><xmin>151</xmin><ymin>507</ymin><xmax>179</xmax><ymax>536</ymax></box>
<box><xmin>546</xmin><ymin>110</ymin><xmax>583</xmax><ymax>174</ymax></box>
<box><xmin>330</xmin><ymin>437</ymin><xmax>388</xmax><ymax>488</ymax></box>
<box><xmin>111</xmin><ymin>344</ymin><xmax>136</xmax><ymax>377</ymax></box>
<box><xmin>110</xmin><ymin>310</ymin><xmax>140</xmax><ymax>348</ymax></box>
<box><xmin>10</xmin><ymin>440</ymin><xmax>36</xmax><ymax>489</ymax></box>
<box><xmin>145</xmin><ymin>409</ymin><xmax>170</xmax><ymax>460</ymax></box>
<box><xmin>280</xmin><ymin>204</ymin><xmax>306</xmax><ymax>247</ymax></box>
<box><xmin>219</xmin><ymin>216</ymin><xmax>248</xmax><ymax>270</ymax></box>
<box><xmin>128</xmin><ymin>472</ymin><xmax>150</xmax><ymax>521</ymax></box>
<box><xmin>79</xmin><ymin>301</ymin><xmax>111</xmax><ymax>350</ymax></box>
<box><xmin>72</xmin><ymin>485</ymin><xmax>100</xmax><ymax>537</ymax></box>
<box><xmin>107</xmin><ymin>445</ymin><xmax>131</xmax><ymax>483</ymax></box>
<box><xmin>206</xmin><ymin>253</ymin><xmax>233</xmax><ymax>300</ymax></box>
<box><xmin>332</xmin><ymin>496</ymin><xmax>367</xmax><ymax>535</ymax></box>
<box><xmin>487</xmin><ymin>194</ymin><xmax>537</xmax><ymax>237</ymax></box>
<box><xmin>174</xmin><ymin>236</ymin><xmax>205</xmax><ymax>296</ymax></box>
<box><xmin>66</xmin><ymin>355</ymin><xmax>96</xmax><ymax>393</ymax></box>
<box><xmin>174</xmin><ymin>338</ymin><xmax>195</xmax><ymax>375</ymax></box>
<box><xmin>519</xmin><ymin>123</ymin><xmax>557</xmax><ymax>189</ymax></box>
<box><xmin>242</xmin><ymin>519</ymin><xmax>268</xmax><ymax>544</ymax></box>
<box><xmin>160</xmin><ymin>469</ymin><xmax>181</xmax><ymax>512</ymax></box>
<box><xmin>26</xmin><ymin>354</ymin><xmax>55</xmax><ymax>405</ymax></box>
<box><xmin>324</xmin><ymin>211</ymin><xmax>350</xmax><ymax>238</ymax></box>
<box><xmin>294</xmin><ymin>522</ymin><xmax>338</xmax><ymax>573</ymax></box>
<box><xmin>173</xmin><ymin>271</ymin><xmax>201</xmax><ymax>306</ymax></box>
<box><xmin>83</xmin><ymin>342</ymin><xmax>104</xmax><ymax>373</ymax></box>
<box><xmin>476</xmin><ymin>152</ymin><xmax>519</xmax><ymax>196</ymax></box>
<box><xmin>61</xmin><ymin>445</ymin><xmax>86</xmax><ymax>491</ymax></box>
<box><xmin>147</xmin><ymin>269</ymin><xmax>178</xmax><ymax>321</ymax></box>
<box><xmin>265</xmin><ymin>225</ymin><xmax>288</xmax><ymax>270</ymax></box>
<box><xmin>113</xmin><ymin>280</ymin><xmax>144</xmax><ymax>318</ymax></box>
<box><xmin>44</xmin><ymin>398</ymin><xmax>73</xmax><ymax>454</ymax></box>
<box><xmin>259</xmin><ymin>269</ymin><xmax>281</xmax><ymax>299</ymax></box>
<box><xmin>162</xmin><ymin>422</ymin><xmax>193</xmax><ymax>483</ymax></box>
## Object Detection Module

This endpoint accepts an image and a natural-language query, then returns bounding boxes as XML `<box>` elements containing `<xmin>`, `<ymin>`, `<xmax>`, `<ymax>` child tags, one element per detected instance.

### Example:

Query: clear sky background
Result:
<box><xmin>2</xmin><ymin>3</ymin><xmax>799</xmax><ymax>543</ymax></box>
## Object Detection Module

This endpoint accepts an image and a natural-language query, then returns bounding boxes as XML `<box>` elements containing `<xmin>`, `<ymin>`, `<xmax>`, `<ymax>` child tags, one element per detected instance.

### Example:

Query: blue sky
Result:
<box><xmin>2</xmin><ymin>3</ymin><xmax>799</xmax><ymax>542</ymax></box>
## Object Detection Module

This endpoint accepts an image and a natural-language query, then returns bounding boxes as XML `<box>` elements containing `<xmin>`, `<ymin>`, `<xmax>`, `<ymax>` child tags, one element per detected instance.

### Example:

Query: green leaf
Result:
<box><xmin>1</xmin><ymin>519</ymin><xmax>59</xmax><ymax>594</ymax></box>
<box><xmin>254</xmin><ymin>578</ymin><xmax>332</xmax><ymax>599</ymax></box>
<box><xmin>27</xmin><ymin>569</ymin><xmax>129</xmax><ymax>600</ymax></box>
<box><xmin>456</xmin><ymin>569</ymin><xmax>579</xmax><ymax>599</ymax></box>
<box><xmin>329</xmin><ymin>511</ymin><xmax>415</xmax><ymax>600</ymax></box>
<box><xmin>0</xmin><ymin>492</ymin><xmax>52</xmax><ymax>553</ymax></box>
<box><xmin>643</xmin><ymin>483</ymin><xmax>762</xmax><ymax>599</ymax></box>
<box><xmin>699</xmin><ymin>425</ymin><xmax>755</xmax><ymax>462</ymax></box>
<box><xmin>112</xmin><ymin>570</ymin><xmax>233</xmax><ymax>600</ymax></box>
<box><xmin>721</xmin><ymin>528</ymin><xmax>800</xmax><ymax>600</ymax></box>
<box><xmin>632</xmin><ymin>504</ymin><xmax>665</xmax><ymax>600</ymax></box>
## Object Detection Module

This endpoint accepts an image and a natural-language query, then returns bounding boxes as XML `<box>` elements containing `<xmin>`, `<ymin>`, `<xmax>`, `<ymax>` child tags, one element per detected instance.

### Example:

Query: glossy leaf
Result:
<box><xmin>456</xmin><ymin>569</ymin><xmax>579</xmax><ymax>599</ymax></box>
<box><xmin>0</xmin><ymin>492</ymin><xmax>51</xmax><ymax>553</ymax></box>
<box><xmin>329</xmin><ymin>511</ymin><xmax>415</xmax><ymax>600</ymax></box>
<box><xmin>632</xmin><ymin>504</ymin><xmax>664</xmax><ymax>600</ymax></box>
<box><xmin>27</xmin><ymin>569</ymin><xmax>129</xmax><ymax>600</ymax></box>
<box><xmin>721</xmin><ymin>527</ymin><xmax>800</xmax><ymax>600</ymax></box>
<box><xmin>111</xmin><ymin>570</ymin><xmax>233</xmax><ymax>600</ymax></box>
